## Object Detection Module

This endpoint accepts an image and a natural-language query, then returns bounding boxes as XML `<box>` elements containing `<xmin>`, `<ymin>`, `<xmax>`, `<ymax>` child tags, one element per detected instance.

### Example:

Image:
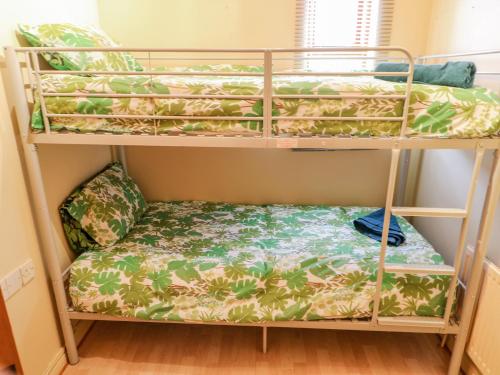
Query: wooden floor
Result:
<box><xmin>64</xmin><ymin>321</ymin><xmax>451</xmax><ymax>374</ymax></box>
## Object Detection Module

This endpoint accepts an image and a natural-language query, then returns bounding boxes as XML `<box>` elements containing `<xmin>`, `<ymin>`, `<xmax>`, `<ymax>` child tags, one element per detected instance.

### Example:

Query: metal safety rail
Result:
<box><xmin>11</xmin><ymin>46</ymin><xmax>418</xmax><ymax>147</ymax></box>
<box><xmin>4</xmin><ymin>46</ymin><xmax>500</xmax><ymax>375</ymax></box>
<box><xmin>10</xmin><ymin>46</ymin><xmax>499</xmax><ymax>150</ymax></box>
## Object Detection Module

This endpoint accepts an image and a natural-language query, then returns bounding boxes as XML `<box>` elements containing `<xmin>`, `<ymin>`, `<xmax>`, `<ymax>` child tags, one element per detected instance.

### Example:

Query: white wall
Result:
<box><xmin>98</xmin><ymin>0</ymin><xmax>434</xmax><ymax>55</ymax></box>
<box><xmin>413</xmin><ymin>0</ymin><xmax>500</xmax><ymax>265</ymax></box>
<box><xmin>127</xmin><ymin>147</ymin><xmax>391</xmax><ymax>206</ymax></box>
<box><xmin>0</xmin><ymin>0</ymin><xmax>99</xmax><ymax>45</ymax></box>
<box><xmin>0</xmin><ymin>1</ymin><xmax>101</xmax><ymax>374</ymax></box>
<box><xmin>98</xmin><ymin>0</ymin><xmax>296</xmax><ymax>49</ymax></box>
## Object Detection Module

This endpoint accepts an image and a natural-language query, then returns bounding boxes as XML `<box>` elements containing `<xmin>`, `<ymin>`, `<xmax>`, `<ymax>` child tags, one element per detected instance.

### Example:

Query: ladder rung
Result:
<box><xmin>392</xmin><ymin>207</ymin><xmax>467</xmax><ymax>218</ymax></box>
<box><xmin>384</xmin><ymin>263</ymin><xmax>455</xmax><ymax>275</ymax></box>
<box><xmin>378</xmin><ymin>316</ymin><xmax>446</xmax><ymax>328</ymax></box>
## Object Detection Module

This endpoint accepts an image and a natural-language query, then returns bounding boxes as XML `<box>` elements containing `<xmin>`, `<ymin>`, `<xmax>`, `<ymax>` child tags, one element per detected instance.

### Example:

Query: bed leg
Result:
<box><xmin>117</xmin><ymin>146</ymin><xmax>128</xmax><ymax>173</ymax></box>
<box><xmin>448</xmin><ymin>150</ymin><xmax>500</xmax><ymax>375</ymax></box>
<box><xmin>4</xmin><ymin>47</ymin><xmax>80</xmax><ymax>365</ymax></box>
<box><xmin>262</xmin><ymin>326</ymin><xmax>268</xmax><ymax>354</ymax></box>
<box><xmin>26</xmin><ymin>144</ymin><xmax>81</xmax><ymax>366</ymax></box>
<box><xmin>440</xmin><ymin>334</ymin><xmax>448</xmax><ymax>348</ymax></box>
<box><xmin>111</xmin><ymin>146</ymin><xmax>128</xmax><ymax>173</ymax></box>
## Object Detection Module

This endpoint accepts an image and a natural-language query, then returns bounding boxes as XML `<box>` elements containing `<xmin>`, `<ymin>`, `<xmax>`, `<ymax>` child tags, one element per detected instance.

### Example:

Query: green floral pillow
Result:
<box><xmin>60</xmin><ymin>185</ymin><xmax>103</xmax><ymax>254</ymax></box>
<box><xmin>18</xmin><ymin>23</ymin><xmax>143</xmax><ymax>72</ymax></box>
<box><xmin>60</xmin><ymin>162</ymin><xmax>147</xmax><ymax>251</ymax></box>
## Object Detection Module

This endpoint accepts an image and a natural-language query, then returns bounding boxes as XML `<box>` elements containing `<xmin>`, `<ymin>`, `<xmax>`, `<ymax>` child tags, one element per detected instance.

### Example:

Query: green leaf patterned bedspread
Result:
<box><xmin>33</xmin><ymin>65</ymin><xmax>500</xmax><ymax>138</ymax></box>
<box><xmin>69</xmin><ymin>202</ymin><xmax>451</xmax><ymax>322</ymax></box>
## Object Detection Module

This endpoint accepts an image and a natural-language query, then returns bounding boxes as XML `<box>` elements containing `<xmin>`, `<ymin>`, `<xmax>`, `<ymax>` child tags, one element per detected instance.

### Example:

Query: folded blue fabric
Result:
<box><xmin>353</xmin><ymin>208</ymin><xmax>406</xmax><ymax>246</ymax></box>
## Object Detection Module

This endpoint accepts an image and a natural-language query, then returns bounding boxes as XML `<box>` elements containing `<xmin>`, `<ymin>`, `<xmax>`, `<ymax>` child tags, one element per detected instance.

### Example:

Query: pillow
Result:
<box><xmin>60</xmin><ymin>186</ymin><xmax>103</xmax><ymax>254</ymax></box>
<box><xmin>18</xmin><ymin>23</ymin><xmax>143</xmax><ymax>72</ymax></box>
<box><xmin>60</xmin><ymin>162</ymin><xmax>147</xmax><ymax>251</ymax></box>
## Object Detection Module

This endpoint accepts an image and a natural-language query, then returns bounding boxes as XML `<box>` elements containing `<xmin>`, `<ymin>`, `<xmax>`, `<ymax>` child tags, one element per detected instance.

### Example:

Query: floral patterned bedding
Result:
<box><xmin>32</xmin><ymin>65</ymin><xmax>499</xmax><ymax>138</ymax></box>
<box><xmin>69</xmin><ymin>201</ymin><xmax>451</xmax><ymax>322</ymax></box>
<box><xmin>18</xmin><ymin>23</ymin><xmax>142</xmax><ymax>72</ymax></box>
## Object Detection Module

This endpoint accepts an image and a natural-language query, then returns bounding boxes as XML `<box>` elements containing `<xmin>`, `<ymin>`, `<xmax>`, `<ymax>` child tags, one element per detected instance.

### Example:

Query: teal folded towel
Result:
<box><xmin>353</xmin><ymin>208</ymin><xmax>406</xmax><ymax>246</ymax></box>
<box><xmin>375</xmin><ymin>61</ymin><xmax>477</xmax><ymax>88</ymax></box>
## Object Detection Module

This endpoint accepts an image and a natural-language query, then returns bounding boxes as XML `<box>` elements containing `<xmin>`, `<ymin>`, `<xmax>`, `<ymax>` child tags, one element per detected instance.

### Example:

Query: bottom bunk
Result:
<box><xmin>66</xmin><ymin>200</ymin><xmax>451</xmax><ymax>323</ymax></box>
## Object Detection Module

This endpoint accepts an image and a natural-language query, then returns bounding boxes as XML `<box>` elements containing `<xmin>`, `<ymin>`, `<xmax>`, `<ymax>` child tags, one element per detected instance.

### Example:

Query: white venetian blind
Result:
<box><xmin>295</xmin><ymin>0</ymin><xmax>394</xmax><ymax>70</ymax></box>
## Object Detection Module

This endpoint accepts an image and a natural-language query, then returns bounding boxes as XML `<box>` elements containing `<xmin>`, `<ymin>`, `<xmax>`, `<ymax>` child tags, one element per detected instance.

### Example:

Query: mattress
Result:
<box><xmin>32</xmin><ymin>65</ymin><xmax>500</xmax><ymax>138</ymax></box>
<box><xmin>69</xmin><ymin>201</ymin><xmax>451</xmax><ymax>322</ymax></box>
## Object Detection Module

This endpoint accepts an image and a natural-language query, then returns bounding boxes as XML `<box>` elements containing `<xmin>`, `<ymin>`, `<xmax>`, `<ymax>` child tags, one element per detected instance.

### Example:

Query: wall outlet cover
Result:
<box><xmin>1</xmin><ymin>269</ymin><xmax>23</xmax><ymax>300</ymax></box>
<box><xmin>20</xmin><ymin>259</ymin><xmax>35</xmax><ymax>285</ymax></box>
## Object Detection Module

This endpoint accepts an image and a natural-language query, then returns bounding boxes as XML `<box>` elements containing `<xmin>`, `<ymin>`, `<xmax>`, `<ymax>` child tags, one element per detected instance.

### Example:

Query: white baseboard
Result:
<box><xmin>42</xmin><ymin>347</ymin><xmax>67</xmax><ymax>375</ymax></box>
<box><xmin>40</xmin><ymin>319</ymin><xmax>94</xmax><ymax>375</ymax></box>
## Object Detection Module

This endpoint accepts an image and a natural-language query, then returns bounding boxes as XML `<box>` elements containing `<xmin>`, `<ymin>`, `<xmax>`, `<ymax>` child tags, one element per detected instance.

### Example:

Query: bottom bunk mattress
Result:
<box><xmin>69</xmin><ymin>201</ymin><xmax>451</xmax><ymax>322</ymax></box>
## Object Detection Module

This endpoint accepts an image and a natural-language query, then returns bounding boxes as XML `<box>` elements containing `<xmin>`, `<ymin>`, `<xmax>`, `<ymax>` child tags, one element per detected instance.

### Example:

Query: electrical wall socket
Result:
<box><xmin>1</xmin><ymin>269</ymin><xmax>23</xmax><ymax>300</ymax></box>
<box><xmin>0</xmin><ymin>259</ymin><xmax>35</xmax><ymax>301</ymax></box>
<box><xmin>20</xmin><ymin>259</ymin><xmax>35</xmax><ymax>285</ymax></box>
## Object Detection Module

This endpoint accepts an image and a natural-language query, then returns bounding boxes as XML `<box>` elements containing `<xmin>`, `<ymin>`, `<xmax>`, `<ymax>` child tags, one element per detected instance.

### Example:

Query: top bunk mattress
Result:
<box><xmin>32</xmin><ymin>65</ymin><xmax>500</xmax><ymax>138</ymax></box>
<box><xmin>69</xmin><ymin>201</ymin><xmax>451</xmax><ymax>323</ymax></box>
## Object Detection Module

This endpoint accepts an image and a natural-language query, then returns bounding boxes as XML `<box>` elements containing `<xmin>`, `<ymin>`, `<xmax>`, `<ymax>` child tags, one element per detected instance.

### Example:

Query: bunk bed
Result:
<box><xmin>4</xmin><ymin>44</ymin><xmax>500</xmax><ymax>375</ymax></box>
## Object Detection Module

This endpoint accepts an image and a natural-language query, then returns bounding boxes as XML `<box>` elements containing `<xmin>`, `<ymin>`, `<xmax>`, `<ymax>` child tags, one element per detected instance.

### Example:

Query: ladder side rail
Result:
<box><xmin>371</xmin><ymin>148</ymin><xmax>401</xmax><ymax>323</ymax></box>
<box><xmin>443</xmin><ymin>147</ymin><xmax>485</xmax><ymax>327</ymax></box>
<box><xmin>448</xmin><ymin>149</ymin><xmax>500</xmax><ymax>375</ymax></box>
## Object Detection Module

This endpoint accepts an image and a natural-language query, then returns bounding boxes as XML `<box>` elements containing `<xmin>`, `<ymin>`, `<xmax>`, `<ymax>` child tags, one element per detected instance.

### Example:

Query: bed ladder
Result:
<box><xmin>371</xmin><ymin>146</ymin><xmax>485</xmax><ymax>330</ymax></box>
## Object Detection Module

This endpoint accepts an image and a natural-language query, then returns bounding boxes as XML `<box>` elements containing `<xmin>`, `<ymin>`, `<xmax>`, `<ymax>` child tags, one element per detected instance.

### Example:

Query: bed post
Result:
<box><xmin>395</xmin><ymin>149</ymin><xmax>410</xmax><ymax>206</ymax></box>
<box><xmin>4</xmin><ymin>47</ymin><xmax>79</xmax><ymax>365</ymax></box>
<box><xmin>263</xmin><ymin>49</ymin><xmax>273</xmax><ymax>139</ymax></box>
<box><xmin>262</xmin><ymin>326</ymin><xmax>268</xmax><ymax>353</ymax></box>
<box><xmin>117</xmin><ymin>146</ymin><xmax>128</xmax><ymax>173</ymax></box>
<box><xmin>448</xmin><ymin>149</ymin><xmax>500</xmax><ymax>375</ymax></box>
<box><xmin>111</xmin><ymin>145</ymin><xmax>128</xmax><ymax>173</ymax></box>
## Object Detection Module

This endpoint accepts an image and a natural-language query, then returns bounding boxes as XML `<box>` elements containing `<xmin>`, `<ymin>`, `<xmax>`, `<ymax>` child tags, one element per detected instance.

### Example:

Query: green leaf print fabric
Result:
<box><xmin>31</xmin><ymin>65</ymin><xmax>499</xmax><ymax>138</ymax></box>
<box><xmin>69</xmin><ymin>201</ymin><xmax>451</xmax><ymax>322</ymax></box>
<box><xmin>60</xmin><ymin>184</ymin><xmax>103</xmax><ymax>254</ymax></box>
<box><xmin>18</xmin><ymin>23</ymin><xmax>142</xmax><ymax>71</ymax></box>
<box><xmin>62</xmin><ymin>163</ymin><xmax>147</xmax><ymax>248</ymax></box>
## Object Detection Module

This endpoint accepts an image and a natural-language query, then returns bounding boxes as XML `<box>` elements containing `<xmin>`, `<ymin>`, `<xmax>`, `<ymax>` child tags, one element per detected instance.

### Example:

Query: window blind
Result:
<box><xmin>295</xmin><ymin>0</ymin><xmax>394</xmax><ymax>70</ymax></box>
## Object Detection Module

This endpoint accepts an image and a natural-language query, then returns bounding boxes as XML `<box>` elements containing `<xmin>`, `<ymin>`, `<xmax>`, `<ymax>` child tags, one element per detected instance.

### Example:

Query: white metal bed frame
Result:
<box><xmin>4</xmin><ymin>46</ymin><xmax>500</xmax><ymax>375</ymax></box>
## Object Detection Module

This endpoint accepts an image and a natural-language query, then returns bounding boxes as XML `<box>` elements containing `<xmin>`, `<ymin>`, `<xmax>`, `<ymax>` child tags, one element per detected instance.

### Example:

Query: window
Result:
<box><xmin>295</xmin><ymin>0</ymin><xmax>394</xmax><ymax>70</ymax></box>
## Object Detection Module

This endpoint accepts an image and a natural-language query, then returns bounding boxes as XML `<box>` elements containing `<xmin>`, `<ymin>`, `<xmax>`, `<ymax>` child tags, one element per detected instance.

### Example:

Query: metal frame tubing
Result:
<box><xmin>448</xmin><ymin>150</ymin><xmax>500</xmax><ymax>375</ymax></box>
<box><xmin>4</xmin><ymin>47</ymin><xmax>80</xmax><ymax>364</ymax></box>
<box><xmin>21</xmin><ymin>46</ymin><xmax>414</xmax><ymax>141</ymax></box>
<box><xmin>371</xmin><ymin>148</ymin><xmax>401</xmax><ymax>322</ymax></box>
<box><xmin>4</xmin><ymin>46</ymin><xmax>500</xmax><ymax>373</ymax></box>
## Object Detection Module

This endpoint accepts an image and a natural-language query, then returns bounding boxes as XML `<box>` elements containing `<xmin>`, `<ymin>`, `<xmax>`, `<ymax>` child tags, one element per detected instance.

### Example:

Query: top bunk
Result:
<box><xmin>5</xmin><ymin>43</ymin><xmax>500</xmax><ymax>150</ymax></box>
